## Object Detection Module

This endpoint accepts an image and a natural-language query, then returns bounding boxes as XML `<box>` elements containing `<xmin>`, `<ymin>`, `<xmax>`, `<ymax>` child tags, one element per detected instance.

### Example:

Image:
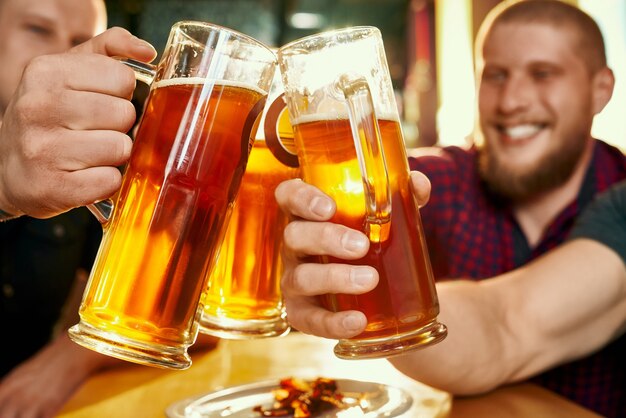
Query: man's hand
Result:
<box><xmin>0</xmin><ymin>333</ymin><xmax>118</xmax><ymax>418</ymax></box>
<box><xmin>275</xmin><ymin>172</ymin><xmax>431</xmax><ymax>339</ymax></box>
<box><xmin>0</xmin><ymin>27</ymin><xmax>156</xmax><ymax>219</ymax></box>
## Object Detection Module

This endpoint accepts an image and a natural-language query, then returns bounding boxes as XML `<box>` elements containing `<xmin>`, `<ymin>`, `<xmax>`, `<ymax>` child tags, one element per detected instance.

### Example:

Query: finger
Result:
<box><xmin>70</xmin><ymin>27</ymin><xmax>157</xmax><ymax>62</ymax></box>
<box><xmin>57</xmin><ymin>166</ymin><xmax>124</xmax><ymax>208</ymax></box>
<box><xmin>21</xmin><ymin>53</ymin><xmax>138</xmax><ymax>100</ymax></box>
<box><xmin>283</xmin><ymin>220</ymin><xmax>369</xmax><ymax>259</ymax></box>
<box><xmin>275</xmin><ymin>178</ymin><xmax>335</xmax><ymax>220</ymax></box>
<box><xmin>284</xmin><ymin>296</ymin><xmax>367</xmax><ymax>339</ymax></box>
<box><xmin>282</xmin><ymin>263</ymin><xmax>378</xmax><ymax>297</ymax></box>
<box><xmin>410</xmin><ymin>171</ymin><xmax>431</xmax><ymax>208</ymax></box>
<box><xmin>48</xmin><ymin>89</ymin><xmax>135</xmax><ymax>132</ymax></box>
<box><xmin>16</xmin><ymin>166</ymin><xmax>123</xmax><ymax>219</ymax></box>
<box><xmin>52</xmin><ymin>130</ymin><xmax>133</xmax><ymax>171</ymax></box>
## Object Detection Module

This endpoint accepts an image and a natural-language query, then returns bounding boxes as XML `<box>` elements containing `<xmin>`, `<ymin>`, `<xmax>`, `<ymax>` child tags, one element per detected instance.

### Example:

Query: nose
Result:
<box><xmin>497</xmin><ymin>75</ymin><xmax>532</xmax><ymax>115</ymax></box>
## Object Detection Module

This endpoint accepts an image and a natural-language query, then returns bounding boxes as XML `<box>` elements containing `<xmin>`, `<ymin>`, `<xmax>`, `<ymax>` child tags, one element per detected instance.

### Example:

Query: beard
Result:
<box><xmin>477</xmin><ymin>133</ymin><xmax>588</xmax><ymax>202</ymax></box>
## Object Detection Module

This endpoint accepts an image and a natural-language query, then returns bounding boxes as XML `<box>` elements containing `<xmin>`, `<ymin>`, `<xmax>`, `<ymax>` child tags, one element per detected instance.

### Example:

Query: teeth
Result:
<box><xmin>503</xmin><ymin>124</ymin><xmax>543</xmax><ymax>140</ymax></box>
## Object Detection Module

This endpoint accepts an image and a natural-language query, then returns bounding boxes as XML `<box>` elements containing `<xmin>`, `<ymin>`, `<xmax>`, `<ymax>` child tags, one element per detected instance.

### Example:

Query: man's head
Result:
<box><xmin>0</xmin><ymin>0</ymin><xmax>107</xmax><ymax>120</ymax></box>
<box><xmin>474</xmin><ymin>0</ymin><xmax>615</xmax><ymax>201</ymax></box>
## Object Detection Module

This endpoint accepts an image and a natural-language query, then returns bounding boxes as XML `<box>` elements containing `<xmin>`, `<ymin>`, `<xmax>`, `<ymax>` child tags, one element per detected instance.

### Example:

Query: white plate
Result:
<box><xmin>165</xmin><ymin>377</ymin><xmax>413</xmax><ymax>418</ymax></box>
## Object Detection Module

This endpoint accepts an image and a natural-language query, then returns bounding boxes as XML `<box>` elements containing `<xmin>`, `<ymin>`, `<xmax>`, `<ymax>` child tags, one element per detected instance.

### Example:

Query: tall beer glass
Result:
<box><xmin>198</xmin><ymin>74</ymin><xmax>298</xmax><ymax>339</ymax></box>
<box><xmin>68</xmin><ymin>22</ymin><xmax>276</xmax><ymax>370</ymax></box>
<box><xmin>278</xmin><ymin>27</ymin><xmax>447</xmax><ymax>359</ymax></box>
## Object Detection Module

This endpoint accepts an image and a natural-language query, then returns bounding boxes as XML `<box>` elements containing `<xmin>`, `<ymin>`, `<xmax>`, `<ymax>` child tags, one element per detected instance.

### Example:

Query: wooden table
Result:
<box><xmin>57</xmin><ymin>333</ymin><xmax>600</xmax><ymax>418</ymax></box>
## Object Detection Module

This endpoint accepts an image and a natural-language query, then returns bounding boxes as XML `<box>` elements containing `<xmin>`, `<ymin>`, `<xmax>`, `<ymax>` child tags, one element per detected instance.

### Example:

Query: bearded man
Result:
<box><xmin>275</xmin><ymin>1</ymin><xmax>626</xmax><ymax>416</ymax></box>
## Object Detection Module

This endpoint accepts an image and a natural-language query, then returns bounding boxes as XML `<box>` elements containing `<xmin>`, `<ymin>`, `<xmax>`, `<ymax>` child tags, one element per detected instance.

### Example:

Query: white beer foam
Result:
<box><xmin>292</xmin><ymin>111</ymin><xmax>399</xmax><ymax>126</ymax></box>
<box><xmin>154</xmin><ymin>77</ymin><xmax>267</xmax><ymax>96</ymax></box>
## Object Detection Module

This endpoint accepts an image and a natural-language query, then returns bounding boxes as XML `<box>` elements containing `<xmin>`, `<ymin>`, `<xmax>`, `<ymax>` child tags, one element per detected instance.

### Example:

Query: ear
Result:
<box><xmin>591</xmin><ymin>67</ymin><xmax>615</xmax><ymax>115</ymax></box>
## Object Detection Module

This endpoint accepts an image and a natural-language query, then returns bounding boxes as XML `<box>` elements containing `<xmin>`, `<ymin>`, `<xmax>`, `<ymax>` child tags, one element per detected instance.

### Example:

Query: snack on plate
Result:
<box><xmin>253</xmin><ymin>377</ymin><xmax>352</xmax><ymax>417</ymax></box>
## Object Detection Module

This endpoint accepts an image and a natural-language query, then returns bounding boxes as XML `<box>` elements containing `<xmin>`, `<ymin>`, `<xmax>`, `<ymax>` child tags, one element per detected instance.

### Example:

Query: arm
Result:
<box><xmin>0</xmin><ymin>27</ymin><xmax>156</xmax><ymax>220</ymax></box>
<box><xmin>276</xmin><ymin>176</ymin><xmax>626</xmax><ymax>395</ymax></box>
<box><xmin>390</xmin><ymin>238</ymin><xmax>626</xmax><ymax>394</ymax></box>
<box><xmin>0</xmin><ymin>268</ymin><xmax>121</xmax><ymax>418</ymax></box>
<box><xmin>0</xmin><ymin>332</ymin><xmax>120</xmax><ymax>418</ymax></box>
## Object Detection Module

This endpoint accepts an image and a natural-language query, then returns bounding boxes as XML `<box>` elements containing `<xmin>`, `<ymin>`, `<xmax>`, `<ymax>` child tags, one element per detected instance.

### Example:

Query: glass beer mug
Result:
<box><xmin>68</xmin><ymin>21</ymin><xmax>276</xmax><ymax>370</ymax></box>
<box><xmin>278</xmin><ymin>26</ymin><xmax>447</xmax><ymax>359</ymax></box>
<box><xmin>198</xmin><ymin>72</ymin><xmax>299</xmax><ymax>339</ymax></box>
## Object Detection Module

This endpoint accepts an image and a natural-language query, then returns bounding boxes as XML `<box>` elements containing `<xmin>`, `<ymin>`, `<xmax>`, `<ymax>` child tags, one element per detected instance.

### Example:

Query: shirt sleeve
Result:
<box><xmin>569</xmin><ymin>181</ymin><xmax>626</xmax><ymax>264</ymax></box>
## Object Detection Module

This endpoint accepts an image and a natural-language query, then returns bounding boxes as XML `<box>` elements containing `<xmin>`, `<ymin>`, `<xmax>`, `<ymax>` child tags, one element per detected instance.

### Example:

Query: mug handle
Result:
<box><xmin>263</xmin><ymin>93</ymin><xmax>299</xmax><ymax>168</ymax></box>
<box><xmin>86</xmin><ymin>58</ymin><xmax>157</xmax><ymax>224</ymax></box>
<box><xmin>336</xmin><ymin>75</ymin><xmax>391</xmax><ymax>243</ymax></box>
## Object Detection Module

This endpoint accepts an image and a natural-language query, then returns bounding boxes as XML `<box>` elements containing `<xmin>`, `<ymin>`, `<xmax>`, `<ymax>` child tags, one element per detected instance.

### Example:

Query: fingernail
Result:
<box><xmin>310</xmin><ymin>196</ymin><xmax>333</xmax><ymax>217</ymax></box>
<box><xmin>341</xmin><ymin>231</ymin><xmax>368</xmax><ymax>253</ymax></box>
<box><xmin>133</xmin><ymin>36</ymin><xmax>156</xmax><ymax>54</ymax></box>
<box><xmin>342</xmin><ymin>313</ymin><xmax>365</xmax><ymax>332</ymax></box>
<box><xmin>350</xmin><ymin>267</ymin><xmax>375</xmax><ymax>288</ymax></box>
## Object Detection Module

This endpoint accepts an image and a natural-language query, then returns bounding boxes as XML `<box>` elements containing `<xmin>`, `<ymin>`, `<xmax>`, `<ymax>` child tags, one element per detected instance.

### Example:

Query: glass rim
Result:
<box><xmin>278</xmin><ymin>26</ymin><xmax>380</xmax><ymax>56</ymax></box>
<box><xmin>172</xmin><ymin>20</ymin><xmax>276</xmax><ymax>62</ymax></box>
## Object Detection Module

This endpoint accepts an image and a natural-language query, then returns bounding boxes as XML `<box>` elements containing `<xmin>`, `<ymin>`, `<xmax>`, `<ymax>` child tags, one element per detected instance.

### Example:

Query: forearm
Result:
<box><xmin>492</xmin><ymin>239</ymin><xmax>626</xmax><ymax>380</ymax></box>
<box><xmin>56</xmin><ymin>331</ymin><xmax>121</xmax><ymax>374</ymax></box>
<box><xmin>390</xmin><ymin>240</ymin><xmax>626</xmax><ymax>395</ymax></box>
<box><xmin>389</xmin><ymin>280</ymin><xmax>514</xmax><ymax>395</ymax></box>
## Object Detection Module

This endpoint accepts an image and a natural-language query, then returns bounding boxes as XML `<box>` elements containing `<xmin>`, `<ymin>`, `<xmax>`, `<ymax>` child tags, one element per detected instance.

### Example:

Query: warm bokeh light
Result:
<box><xmin>579</xmin><ymin>0</ymin><xmax>626</xmax><ymax>151</ymax></box>
<box><xmin>435</xmin><ymin>0</ymin><xmax>475</xmax><ymax>147</ymax></box>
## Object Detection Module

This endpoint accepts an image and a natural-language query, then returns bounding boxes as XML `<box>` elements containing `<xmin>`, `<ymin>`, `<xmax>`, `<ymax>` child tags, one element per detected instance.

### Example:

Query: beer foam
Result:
<box><xmin>154</xmin><ymin>77</ymin><xmax>267</xmax><ymax>95</ymax></box>
<box><xmin>292</xmin><ymin>111</ymin><xmax>399</xmax><ymax>126</ymax></box>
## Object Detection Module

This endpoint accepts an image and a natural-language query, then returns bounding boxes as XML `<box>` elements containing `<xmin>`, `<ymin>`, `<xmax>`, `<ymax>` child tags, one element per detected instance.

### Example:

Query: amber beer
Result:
<box><xmin>293</xmin><ymin>115</ymin><xmax>442</xmax><ymax>351</ymax></box>
<box><xmin>199</xmin><ymin>136</ymin><xmax>297</xmax><ymax>338</ymax></box>
<box><xmin>74</xmin><ymin>78</ymin><xmax>265</xmax><ymax>367</ymax></box>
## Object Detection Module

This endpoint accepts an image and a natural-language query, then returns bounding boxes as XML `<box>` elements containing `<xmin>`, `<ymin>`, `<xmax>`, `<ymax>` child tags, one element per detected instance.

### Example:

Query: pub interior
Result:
<box><xmin>1</xmin><ymin>0</ymin><xmax>625</xmax><ymax>417</ymax></box>
<box><xmin>106</xmin><ymin>0</ymin><xmax>626</xmax><ymax>151</ymax></box>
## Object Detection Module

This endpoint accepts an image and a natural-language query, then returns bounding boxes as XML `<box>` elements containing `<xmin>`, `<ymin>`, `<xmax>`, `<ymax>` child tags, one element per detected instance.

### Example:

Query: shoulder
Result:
<box><xmin>408</xmin><ymin>145</ymin><xmax>476</xmax><ymax>176</ymax></box>
<box><xmin>580</xmin><ymin>181</ymin><xmax>626</xmax><ymax>222</ymax></box>
<box><xmin>408</xmin><ymin>146</ymin><xmax>487</xmax><ymax>212</ymax></box>
<box><xmin>570</xmin><ymin>180</ymin><xmax>626</xmax><ymax>263</ymax></box>
<box><xmin>589</xmin><ymin>139</ymin><xmax>626</xmax><ymax>192</ymax></box>
<box><xmin>593</xmin><ymin>140</ymin><xmax>626</xmax><ymax>169</ymax></box>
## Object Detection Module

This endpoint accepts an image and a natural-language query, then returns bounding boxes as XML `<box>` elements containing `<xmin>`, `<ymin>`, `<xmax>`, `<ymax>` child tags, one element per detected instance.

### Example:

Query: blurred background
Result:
<box><xmin>104</xmin><ymin>0</ymin><xmax>626</xmax><ymax>150</ymax></box>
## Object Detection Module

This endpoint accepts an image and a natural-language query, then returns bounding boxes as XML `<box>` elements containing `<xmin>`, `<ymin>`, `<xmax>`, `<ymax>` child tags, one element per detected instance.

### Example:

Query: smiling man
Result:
<box><xmin>415</xmin><ymin>0</ymin><xmax>623</xmax><ymax>280</ymax></box>
<box><xmin>275</xmin><ymin>1</ymin><xmax>626</xmax><ymax>416</ymax></box>
<box><xmin>409</xmin><ymin>1</ymin><xmax>626</xmax><ymax>412</ymax></box>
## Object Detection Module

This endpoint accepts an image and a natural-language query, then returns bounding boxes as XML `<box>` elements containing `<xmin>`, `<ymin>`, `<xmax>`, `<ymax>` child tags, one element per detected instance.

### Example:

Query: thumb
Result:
<box><xmin>70</xmin><ymin>27</ymin><xmax>157</xmax><ymax>63</ymax></box>
<box><xmin>410</xmin><ymin>171</ymin><xmax>431</xmax><ymax>208</ymax></box>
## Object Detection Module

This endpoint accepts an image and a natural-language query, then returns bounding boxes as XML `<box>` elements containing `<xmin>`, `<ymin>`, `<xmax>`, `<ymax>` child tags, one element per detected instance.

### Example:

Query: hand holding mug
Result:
<box><xmin>278</xmin><ymin>26</ymin><xmax>445</xmax><ymax>359</ymax></box>
<box><xmin>276</xmin><ymin>172</ymin><xmax>432</xmax><ymax>339</ymax></box>
<box><xmin>69</xmin><ymin>22</ymin><xmax>276</xmax><ymax>369</ymax></box>
<box><xmin>0</xmin><ymin>27</ymin><xmax>156</xmax><ymax>219</ymax></box>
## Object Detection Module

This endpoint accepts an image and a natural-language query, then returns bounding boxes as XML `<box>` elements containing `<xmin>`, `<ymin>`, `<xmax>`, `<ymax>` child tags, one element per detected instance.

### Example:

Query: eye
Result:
<box><xmin>532</xmin><ymin>69</ymin><xmax>553</xmax><ymax>81</ymax></box>
<box><xmin>530</xmin><ymin>64</ymin><xmax>563</xmax><ymax>82</ymax></box>
<box><xmin>25</xmin><ymin>23</ymin><xmax>53</xmax><ymax>37</ymax></box>
<box><xmin>482</xmin><ymin>69</ymin><xmax>507</xmax><ymax>84</ymax></box>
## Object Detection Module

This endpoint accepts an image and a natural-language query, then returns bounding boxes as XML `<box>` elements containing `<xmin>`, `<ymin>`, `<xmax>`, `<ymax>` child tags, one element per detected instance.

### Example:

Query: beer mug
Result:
<box><xmin>198</xmin><ymin>72</ymin><xmax>298</xmax><ymax>339</ymax></box>
<box><xmin>278</xmin><ymin>26</ymin><xmax>447</xmax><ymax>359</ymax></box>
<box><xmin>68</xmin><ymin>21</ymin><xmax>277</xmax><ymax>370</ymax></box>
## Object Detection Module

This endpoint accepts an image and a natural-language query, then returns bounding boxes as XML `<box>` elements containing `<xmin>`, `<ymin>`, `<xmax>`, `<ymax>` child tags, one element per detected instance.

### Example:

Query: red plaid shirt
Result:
<box><xmin>410</xmin><ymin>140</ymin><xmax>626</xmax><ymax>418</ymax></box>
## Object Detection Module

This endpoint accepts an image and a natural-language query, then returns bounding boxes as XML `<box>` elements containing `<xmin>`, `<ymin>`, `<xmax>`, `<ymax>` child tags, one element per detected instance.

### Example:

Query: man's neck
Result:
<box><xmin>512</xmin><ymin>139</ymin><xmax>595</xmax><ymax>248</ymax></box>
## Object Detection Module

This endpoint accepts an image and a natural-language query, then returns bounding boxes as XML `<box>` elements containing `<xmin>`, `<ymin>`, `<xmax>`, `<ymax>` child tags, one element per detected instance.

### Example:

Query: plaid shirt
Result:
<box><xmin>410</xmin><ymin>140</ymin><xmax>626</xmax><ymax>418</ymax></box>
